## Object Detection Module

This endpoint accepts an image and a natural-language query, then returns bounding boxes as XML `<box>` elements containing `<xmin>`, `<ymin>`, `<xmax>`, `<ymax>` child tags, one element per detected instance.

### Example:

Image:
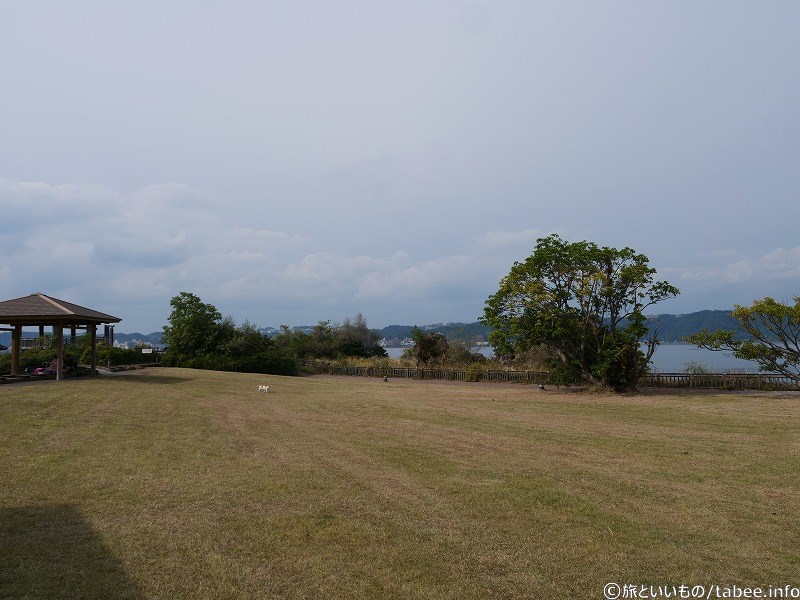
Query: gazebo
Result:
<box><xmin>0</xmin><ymin>293</ymin><xmax>121</xmax><ymax>381</ymax></box>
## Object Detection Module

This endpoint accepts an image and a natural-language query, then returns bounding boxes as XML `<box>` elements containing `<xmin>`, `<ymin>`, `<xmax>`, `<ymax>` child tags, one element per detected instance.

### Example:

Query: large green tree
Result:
<box><xmin>410</xmin><ymin>327</ymin><xmax>448</xmax><ymax>367</ymax></box>
<box><xmin>336</xmin><ymin>313</ymin><xmax>387</xmax><ymax>358</ymax></box>
<box><xmin>272</xmin><ymin>314</ymin><xmax>387</xmax><ymax>360</ymax></box>
<box><xmin>482</xmin><ymin>235</ymin><xmax>679</xmax><ymax>391</ymax></box>
<box><xmin>162</xmin><ymin>292</ymin><xmax>225</xmax><ymax>358</ymax></box>
<box><xmin>687</xmin><ymin>297</ymin><xmax>800</xmax><ymax>382</ymax></box>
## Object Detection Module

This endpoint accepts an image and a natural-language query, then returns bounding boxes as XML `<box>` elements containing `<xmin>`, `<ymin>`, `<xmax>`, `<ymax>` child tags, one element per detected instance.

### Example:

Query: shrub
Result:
<box><xmin>167</xmin><ymin>351</ymin><xmax>297</xmax><ymax>376</ymax></box>
<box><xmin>464</xmin><ymin>363</ymin><xmax>485</xmax><ymax>382</ymax></box>
<box><xmin>684</xmin><ymin>360</ymin><xmax>711</xmax><ymax>375</ymax></box>
<box><xmin>445</xmin><ymin>340</ymin><xmax>487</xmax><ymax>366</ymax></box>
<box><xmin>0</xmin><ymin>348</ymin><xmax>55</xmax><ymax>374</ymax></box>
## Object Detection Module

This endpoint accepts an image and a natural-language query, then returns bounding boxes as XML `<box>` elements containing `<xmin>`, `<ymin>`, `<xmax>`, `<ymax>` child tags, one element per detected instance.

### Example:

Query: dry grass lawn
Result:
<box><xmin>1</xmin><ymin>368</ymin><xmax>798</xmax><ymax>599</ymax></box>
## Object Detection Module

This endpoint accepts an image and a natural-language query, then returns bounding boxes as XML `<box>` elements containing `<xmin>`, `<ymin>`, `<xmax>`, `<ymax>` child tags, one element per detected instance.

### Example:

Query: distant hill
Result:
<box><xmin>0</xmin><ymin>310</ymin><xmax>762</xmax><ymax>353</ymax></box>
<box><xmin>379</xmin><ymin>322</ymin><xmax>491</xmax><ymax>343</ymax></box>
<box><xmin>258</xmin><ymin>323</ymin><xmax>492</xmax><ymax>342</ymax></box>
<box><xmin>379</xmin><ymin>313</ymin><xmax>745</xmax><ymax>344</ymax></box>
<box><xmin>114</xmin><ymin>332</ymin><xmax>165</xmax><ymax>347</ymax></box>
<box><xmin>644</xmin><ymin>310</ymin><xmax>740</xmax><ymax>342</ymax></box>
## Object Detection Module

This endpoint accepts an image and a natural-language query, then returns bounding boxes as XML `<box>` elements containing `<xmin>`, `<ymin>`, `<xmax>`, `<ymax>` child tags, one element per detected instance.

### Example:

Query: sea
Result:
<box><xmin>383</xmin><ymin>343</ymin><xmax>762</xmax><ymax>373</ymax></box>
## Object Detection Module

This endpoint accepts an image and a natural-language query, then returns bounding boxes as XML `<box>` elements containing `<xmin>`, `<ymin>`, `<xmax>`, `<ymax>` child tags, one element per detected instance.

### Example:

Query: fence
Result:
<box><xmin>106</xmin><ymin>350</ymin><xmax>161</xmax><ymax>367</ymax></box>
<box><xmin>20</xmin><ymin>336</ymin><xmax>78</xmax><ymax>350</ymax></box>
<box><xmin>640</xmin><ymin>372</ymin><xmax>799</xmax><ymax>391</ymax></box>
<box><xmin>299</xmin><ymin>361</ymin><xmax>799</xmax><ymax>391</ymax></box>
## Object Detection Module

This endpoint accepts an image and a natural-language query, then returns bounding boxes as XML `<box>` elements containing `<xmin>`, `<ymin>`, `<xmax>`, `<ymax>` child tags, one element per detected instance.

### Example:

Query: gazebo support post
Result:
<box><xmin>90</xmin><ymin>325</ymin><xmax>97</xmax><ymax>376</ymax></box>
<box><xmin>55</xmin><ymin>326</ymin><xmax>64</xmax><ymax>381</ymax></box>
<box><xmin>0</xmin><ymin>294</ymin><xmax>121</xmax><ymax>382</ymax></box>
<box><xmin>11</xmin><ymin>325</ymin><xmax>21</xmax><ymax>376</ymax></box>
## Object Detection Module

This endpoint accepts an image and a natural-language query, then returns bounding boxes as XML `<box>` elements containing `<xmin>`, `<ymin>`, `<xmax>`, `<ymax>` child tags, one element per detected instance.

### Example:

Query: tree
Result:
<box><xmin>273</xmin><ymin>325</ymin><xmax>315</xmax><ymax>359</ymax></box>
<box><xmin>335</xmin><ymin>313</ymin><xmax>387</xmax><ymax>358</ymax></box>
<box><xmin>444</xmin><ymin>340</ymin><xmax>486</xmax><ymax>365</ymax></box>
<box><xmin>218</xmin><ymin>320</ymin><xmax>272</xmax><ymax>357</ymax></box>
<box><xmin>162</xmin><ymin>292</ymin><xmax>224</xmax><ymax>358</ymax></box>
<box><xmin>482</xmin><ymin>234</ymin><xmax>679</xmax><ymax>391</ymax></box>
<box><xmin>687</xmin><ymin>297</ymin><xmax>800</xmax><ymax>382</ymax></box>
<box><xmin>410</xmin><ymin>327</ymin><xmax>448</xmax><ymax>367</ymax></box>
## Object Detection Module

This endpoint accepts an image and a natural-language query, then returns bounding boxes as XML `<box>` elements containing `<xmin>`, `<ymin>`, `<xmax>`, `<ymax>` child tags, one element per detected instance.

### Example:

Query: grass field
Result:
<box><xmin>1</xmin><ymin>368</ymin><xmax>798</xmax><ymax>599</ymax></box>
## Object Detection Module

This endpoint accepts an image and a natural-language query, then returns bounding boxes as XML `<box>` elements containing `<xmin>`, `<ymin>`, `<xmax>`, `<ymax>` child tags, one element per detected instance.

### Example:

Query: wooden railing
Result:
<box><xmin>299</xmin><ymin>361</ymin><xmax>799</xmax><ymax>391</ymax></box>
<box><xmin>639</xmin><ymin>372</ymin><xmax>798</xmax><ymax>390</ymax></box>
<box><xmin>19</xmin><ymin>336</ymin><xmax>78</xmax><ymax>349</ymax></box>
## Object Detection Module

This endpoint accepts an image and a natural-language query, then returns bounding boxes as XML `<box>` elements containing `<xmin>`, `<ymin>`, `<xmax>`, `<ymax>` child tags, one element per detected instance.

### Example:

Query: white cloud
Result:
<box><xmin>355</xmin><ymin>255</ymin><xmax>477</xmax><ymax>301</ymax></box>
<box><xmin>0</xmin><ymin>179</ymin><xmax>313</xmax><ymax>326</ymax></box>
<box><xmin>1</xmin><ymin>178</ymin><xmax>118</xmax><ymax>232</ymax></box>
<box><xmin>4</xmin><ymin>176</ymin><xmax>798</xmax><ymax>331</ymax></box>
<box><xmin>92</xmin><ymin>231</ymin><xmax>190</xmax><ymax>268</ymax></box>
<box><xmin>678</xmin><ymin>247</ymin><xmax>800</xmax><ymax>283</ymax></box>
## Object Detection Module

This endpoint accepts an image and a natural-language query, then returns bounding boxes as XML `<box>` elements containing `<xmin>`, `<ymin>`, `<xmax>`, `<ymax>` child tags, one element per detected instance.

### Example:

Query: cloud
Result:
<box><xmin>92</xmin><ymin>231</ymin><xmax>191</xmax><ymax>268</ymax></box>
<box><xmin>677</xmin><ymin>247</ymin><xmax>800</xmax><ymax>284</ymax></box>
<box><xmin>0</xmin><ymin>178</ymin><xmax>118</xmax><ymax>234</ymax></box>
<box><xmin>652</xmin><ymin>246</ymin><xmax>800</xmax><ymax>312</ymax></box>
<box><xmin>10</xmin><ymin>177</ymin><xmax>795</xmax><ymax>332</ymax></box>
<box><xmin>0</xmin><ymin>179</ymin><xmax>310</xmax><ymax>324</ymax></box>
<box><xmin>0</xmin><ymin>201</ymin><xmax>586</xmax><ymax>329</ymax></box>
<box><xmin>355</xmin><ymin>255</ymin><xmax>478</xmax><ymax>301</ymax></box>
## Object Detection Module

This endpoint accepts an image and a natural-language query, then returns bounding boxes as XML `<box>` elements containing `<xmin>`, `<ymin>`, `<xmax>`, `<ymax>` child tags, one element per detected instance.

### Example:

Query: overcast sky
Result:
<box><xmin>2</xmin><ymin>1</ymin><xmax>799</xmax><ymax>332</ymax></box>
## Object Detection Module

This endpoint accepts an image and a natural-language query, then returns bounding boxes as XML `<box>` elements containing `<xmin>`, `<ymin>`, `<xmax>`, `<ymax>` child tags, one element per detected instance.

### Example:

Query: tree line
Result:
<box><xmin>158</xmin><ymin>234</ymin><xmax>800</xmax><ymax>392</ymax></box>
<box><xmin>159</xmin><ymin>293</ymin><xmax>390</xmax><ymax>375</ymax></box>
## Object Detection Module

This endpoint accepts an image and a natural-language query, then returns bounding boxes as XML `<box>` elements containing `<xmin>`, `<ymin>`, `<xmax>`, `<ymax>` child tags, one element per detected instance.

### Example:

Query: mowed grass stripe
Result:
<box><xmin>1</xmin><ymin>368</ymin><xmax>798</xmax><ymax>599</ymax></box>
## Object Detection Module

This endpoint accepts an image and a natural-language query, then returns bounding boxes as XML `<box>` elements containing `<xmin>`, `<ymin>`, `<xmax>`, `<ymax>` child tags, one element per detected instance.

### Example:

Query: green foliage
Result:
<box><xmin>410</xmin><ymin>327</ymin><xmax>448</xmax><ymax>367</ymax></box>
<box><xmin>217</xmin><ymin>320</ymin><xmax>272</xmax><ymax>357</ymax></box>
<box><xmin>273</xmin><ymin>314</ymin><xmax>387</xmax><ymax>360</ymax></box>
<box><xmin>482</xmin><ymin>234</ymin><xmax>679</xmax><ymax>391</ymax></box>
<box><xmin>509</xmin><ymin>344</ymin><xmax>553</xmax><ymax>371</ymax></box>
<box><xmin>335</xmin><ymin>314</ymin><xmax>387</xmax><ymax>358</ymax></box>
<box><xmin>162</xmin><ymin>292</ymin><xmax>224</xmax><ymax>358</ymax></box>
<box><xmin>159</xmin><ymin>295</ymin><xmax>384</xmax><ymax>375</ymax></box>
<box><xmin>160</xmin><ymin>292</ymin><xmax>297</xmax><ymax>376</ymax></box>
<box><xmin>683</xmin><ymin>360</ymin><xmax>711</xmax><ymax>375</ymax></box>
<box><xmin>171</xmin><ymin>350</ymin><xmax>297</xmax><ymax>376</ymax></box>
<box><xmin>0</xmin><ymin>338</ymin><xmax>150</xmax><ymax>374</ymax></box>
<box><xmin>463</xmin><ymin>362</ymin><xmax>486</xmax><ymax>382</ymax></box>
<box><xmin>75</xmin><ymin>341</ymin><xmax>149</xmax><ymax>367</ymax></box>
<box><xmin>379</xmin><ymin>322</ymin><xmax>492</xmax><ymax>344</ymax></box>
<box><xmin>688</xmin><ymin>296</ymin><xmax>800</xmax><ymax>382</ymax></box>
<box><xmin>444</xmin><ymin>340</ymin><xmax>487</xmax><ymax>366</ymax></box>
<box><xmin>270</xmin><ymin>326</ymin><xmax>309</xmax><ymax>359</ymax></box>
<box><xmin>0</xmin><ymin>348</ymin><xmax>54</xmax><ymax>375</ymax></box>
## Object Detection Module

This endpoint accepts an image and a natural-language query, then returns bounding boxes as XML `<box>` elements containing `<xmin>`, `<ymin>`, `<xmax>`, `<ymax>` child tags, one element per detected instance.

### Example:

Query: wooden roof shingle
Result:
<box><xmin>0</xmin><ymin>293</ymin><xmax>121</xmax><ymax>326</ymax></box>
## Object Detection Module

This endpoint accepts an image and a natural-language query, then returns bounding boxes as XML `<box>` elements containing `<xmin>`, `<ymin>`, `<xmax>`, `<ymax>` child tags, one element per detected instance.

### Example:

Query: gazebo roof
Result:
<box><xmin>0</xmin><ymin>293</ymin><xmax>121</xmax><ymax>326</ymax></box>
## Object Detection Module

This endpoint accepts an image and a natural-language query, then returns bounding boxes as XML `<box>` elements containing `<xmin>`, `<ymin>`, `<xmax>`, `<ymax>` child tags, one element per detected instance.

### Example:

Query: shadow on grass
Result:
<box><xmin>0</xmin><ymin>504</ymin><xmax>142</xmax><ymax>599</ymax></box>
<box><xmin>111</xmin><ymin>373</ymin><xmax>194</xmax><ymax>385</ymax></box>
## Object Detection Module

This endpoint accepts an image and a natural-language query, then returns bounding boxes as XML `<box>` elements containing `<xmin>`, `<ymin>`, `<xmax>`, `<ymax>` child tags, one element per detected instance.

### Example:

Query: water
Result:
<box><xmin>645</xmin><ymin>343</ymin><xmax>760</xmax><ymax>373</ymax></box>
<box><xmin>383</xmin><ymin>344</ymin><xmax>762</xmax><ymax>373</ymax></box>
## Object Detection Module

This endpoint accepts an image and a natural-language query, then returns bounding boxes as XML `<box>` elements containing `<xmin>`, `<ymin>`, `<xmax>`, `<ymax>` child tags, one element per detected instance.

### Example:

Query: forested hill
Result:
<box><xmin>382</xmin><ymin>311</ymin><xmax>742</xmax><ymax>343</ymax></box>
<box><xmin>642</xmin><ymin>310</ymin><xmax>738</xmax><ymax>342</ymax></box>
<box><xmin>379</xmin><ymin>322</ymin><xmax>492</xmax><ymax>342</ymax></box>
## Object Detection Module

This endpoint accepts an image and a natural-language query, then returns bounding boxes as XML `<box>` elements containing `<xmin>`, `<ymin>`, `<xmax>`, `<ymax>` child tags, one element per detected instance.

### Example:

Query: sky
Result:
<box><xmin>2</xmin><ymin>1</ymin><xmax>799</xmax><ymax>333</ymax></box>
